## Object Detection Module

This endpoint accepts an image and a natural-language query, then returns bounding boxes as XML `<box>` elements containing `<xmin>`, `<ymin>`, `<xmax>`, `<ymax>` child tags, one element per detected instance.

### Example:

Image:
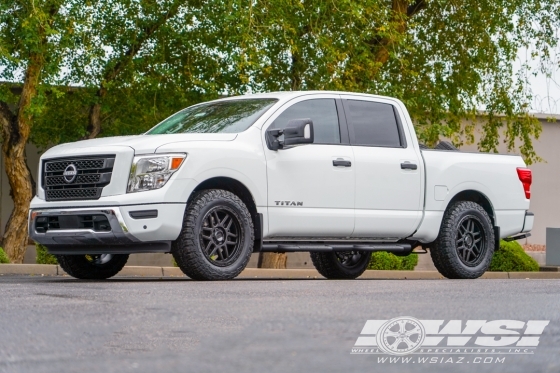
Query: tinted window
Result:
<box><xmin>346</xmin><ymin>100</ymin><xmax>402</xmax><ymax>147</ymax></box>
<box><xmin>271</xmin><ymin>99</ymin><xmax>340</xmax><ymax>144</ymax></box>
<box><xmin>147</xmin><ymin>99</ymin><xmax>277</xmax><ymax>134</ymax></box>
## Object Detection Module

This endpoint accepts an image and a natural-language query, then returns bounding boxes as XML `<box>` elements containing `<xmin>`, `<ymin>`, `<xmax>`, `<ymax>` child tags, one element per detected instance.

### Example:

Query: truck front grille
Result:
<box><xmin>42</xmin><ymin>156</ymin><xmax>115</xmax><ymax>201</ymax></box>
<box><xmin>35</xmin><ymin>214</ymin><xmax>112</xmax><ymax>233</ymax></box>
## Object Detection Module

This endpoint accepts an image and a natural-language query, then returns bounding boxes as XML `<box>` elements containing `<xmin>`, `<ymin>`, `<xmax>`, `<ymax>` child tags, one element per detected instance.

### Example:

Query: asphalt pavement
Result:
<box><xmin>1</xmin><ymin>275</ymin><xmax>559</xmax><ymax>373</ymax></box>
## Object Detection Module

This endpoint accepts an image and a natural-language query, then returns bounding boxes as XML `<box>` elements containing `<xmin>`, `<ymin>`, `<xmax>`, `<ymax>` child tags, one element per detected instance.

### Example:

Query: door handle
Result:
<box><xmin>333</xmin><ymin>159</ymin><xmax>352</xmax><ymax>167</ymax></box>
<box><xmin>401</xmin><ymin>162</ymin><xmax>417</xmax><ymax>170</ymax></box>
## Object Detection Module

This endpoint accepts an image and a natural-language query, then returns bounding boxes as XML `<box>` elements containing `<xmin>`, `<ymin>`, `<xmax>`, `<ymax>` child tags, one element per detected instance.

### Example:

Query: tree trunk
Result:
<box><xmin>85</xmin><ymin>88</ymin><xmax>106</xmax><ymax>139</ymax></box>
<box><xmin>0</xmin><ymin>54</ymin><xmax>43</xmax><ymax>263</ymax></box>
<box><xmin>259</xmin><ymin>252</ymin><xmax>288</xmax><ymax>269</ymax></box>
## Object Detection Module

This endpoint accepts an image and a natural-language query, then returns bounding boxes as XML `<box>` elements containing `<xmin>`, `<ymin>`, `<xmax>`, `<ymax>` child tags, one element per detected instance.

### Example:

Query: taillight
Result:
<box><xmin>516</xmin><ymin>167</ymin><xmax>532</xmax><ymax>199</ymax></box>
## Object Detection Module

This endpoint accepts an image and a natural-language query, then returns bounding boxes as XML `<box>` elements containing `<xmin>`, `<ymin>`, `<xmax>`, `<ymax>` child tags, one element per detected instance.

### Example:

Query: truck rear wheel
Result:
<box><xmin>311</xmin><ymin>251</ymin><xmax>371</xmax><ymax>279</ymax></box>
<box><xmin>56</xmin><ymin>254</ymin><xmax>129</xmax><ymax>280</ymax></box>
<box><xmin>172</xmin><ymin>189</ymin><xmax>254</xmax><ymax>280</ymax></box>
<box><xmin>431</xmin><ymin>201</ymin><xmax>495</xmax><ymax>279</ymax></box>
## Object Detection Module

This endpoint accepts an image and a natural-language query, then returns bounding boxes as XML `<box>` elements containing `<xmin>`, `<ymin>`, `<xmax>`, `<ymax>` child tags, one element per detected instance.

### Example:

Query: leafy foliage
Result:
<box><xmin>0</xmin><ymin>247</ymin><xmax>9</xmax><ymax>264</ymax></box>
<box><xmin>368</xmin><ymin>252</ymin><xmax>418</xmax><ymax>271</ymax></box>
<box><xmin>11</xmin><ymin>1</ymin><xmax>560</xmax><ymax>163</ymax></box>
<box><xmin>489</xmin><ymin>240</ymin><xmax>539</xmax><ymax>272</ymax></box>
<box><xmin>211</xmin><ymin>0</ymin><xmax>560</xmax><ymax>163</ymax></box>
<box><xmin>35</xmin><ymin>243</ymin><xmax>58</xmax><ymax>265</ymax></box>
<box><xmin>1</xmin><ymin>1</ymin><xmax>560</xmax><ymax>262</ymax></box>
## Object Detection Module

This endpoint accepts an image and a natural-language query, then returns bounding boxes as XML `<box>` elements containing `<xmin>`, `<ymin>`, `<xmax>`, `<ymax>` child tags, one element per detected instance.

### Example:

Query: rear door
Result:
<box><xmin>341</xmin><ymin>96</ymin><xmax>423</xmax><ymax>239</ymax></box>
<box><xmin>263</xmin><ymin>94</ymin><xmax>355</xmax><ymax>237</ymax></box>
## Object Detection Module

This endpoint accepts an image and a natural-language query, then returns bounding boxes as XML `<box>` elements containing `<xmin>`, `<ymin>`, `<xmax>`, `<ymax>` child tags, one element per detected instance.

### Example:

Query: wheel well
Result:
<box><xmin>447</xmin><ymin>190</ymin><xmax>495</xmax><ymax>225</ymax></box>
<box><xmin>191</xmin><ymin>177</ymin><xmax>262</xmax><ymax>250</ymax></box>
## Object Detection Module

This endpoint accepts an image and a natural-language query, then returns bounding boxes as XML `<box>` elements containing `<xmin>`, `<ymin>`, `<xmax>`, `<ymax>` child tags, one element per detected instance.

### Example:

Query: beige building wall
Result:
<box><xmin>1</xmin><ymin>115</ymin><xmax>559</xmax><ymax>246</ymax></box>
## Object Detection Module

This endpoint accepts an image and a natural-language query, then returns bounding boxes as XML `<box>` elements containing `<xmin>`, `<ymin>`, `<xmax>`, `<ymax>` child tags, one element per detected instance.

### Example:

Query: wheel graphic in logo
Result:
<box><xmin>376</xmin><ymin>317</ymin><xmax>425</xmax><ymax>356</ymax></box>
<box><xmin>63</xmin><ymin>164</ymin><xmax>78</xmax><ymax>183</ymax></box>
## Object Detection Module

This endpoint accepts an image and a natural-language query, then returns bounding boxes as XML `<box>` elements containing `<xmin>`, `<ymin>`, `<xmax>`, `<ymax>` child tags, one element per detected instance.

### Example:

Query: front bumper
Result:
<box><xmin>29</xmin><ymin>203</ymin><xmax>186</xmax><ymax>254</ymax></box>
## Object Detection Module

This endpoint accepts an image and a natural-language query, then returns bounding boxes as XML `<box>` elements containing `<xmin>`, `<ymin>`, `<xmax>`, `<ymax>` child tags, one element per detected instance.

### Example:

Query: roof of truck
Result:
<box><xmin>215</xmin><ymin>90</ymin><xmax>398</xmax><ymax>102</ymax></box>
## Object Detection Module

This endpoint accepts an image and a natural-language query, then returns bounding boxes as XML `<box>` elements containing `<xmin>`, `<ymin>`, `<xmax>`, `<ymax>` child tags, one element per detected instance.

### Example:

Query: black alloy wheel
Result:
<box><xmin>311</xmin><ymin>250</ymin><xmax>371</xmax><ymax>279</ymax></box>
<box><xmin>335</xmin><ymin>250</ymin><xmax>367</xmax><ymax>269</ymax></box>
<box><xmin>455</xmin><ymin>216</ymin><xmax>487</xmax><ymax>267</ymax></box>
<box><xmin>200</xmin><ymin>207</ymin><xmax>242</xmax><ymax>267</ymax></box>
<box><xmin>56</xmin><ymin>253</ymin><xmax>129</xmax><ymax>279</ymax></box>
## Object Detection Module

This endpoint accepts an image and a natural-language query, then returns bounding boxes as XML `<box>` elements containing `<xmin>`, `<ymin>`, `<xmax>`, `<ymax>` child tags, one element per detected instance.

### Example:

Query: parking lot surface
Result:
<box><xmin>1</xmin><ymin>276</ymin><xmax>559</xmax><ymax>373</ymax></box>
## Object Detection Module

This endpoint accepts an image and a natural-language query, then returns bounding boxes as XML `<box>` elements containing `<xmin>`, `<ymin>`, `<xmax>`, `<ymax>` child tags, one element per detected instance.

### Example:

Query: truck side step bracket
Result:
<box><xmin>261</xmin><ymin>243</ymin><xmax>412</xmax><ymax>254</ymax></box>
<box><xmin>503</xmin><ymin>233</ymin><xmax>531</xmax><ymax>242</ymax></box>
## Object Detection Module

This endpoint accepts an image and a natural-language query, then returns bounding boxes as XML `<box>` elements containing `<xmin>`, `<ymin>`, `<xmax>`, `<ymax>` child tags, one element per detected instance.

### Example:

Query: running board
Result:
<box><xmin>261</xmin><ymin>243</ymin><xmax>412</xmax><ymax>254</ymax></box>
<box><xmin>503</xmin><ymin>233</ymin><xmax>531</xmax><ymax>242</ymax></box>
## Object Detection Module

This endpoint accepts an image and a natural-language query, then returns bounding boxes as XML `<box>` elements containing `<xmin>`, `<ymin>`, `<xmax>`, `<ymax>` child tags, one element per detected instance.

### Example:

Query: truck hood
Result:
<box><xmin>49</xmin><ymin>133</ymin><xmax>238</xmax><ymax>155</ymax></box>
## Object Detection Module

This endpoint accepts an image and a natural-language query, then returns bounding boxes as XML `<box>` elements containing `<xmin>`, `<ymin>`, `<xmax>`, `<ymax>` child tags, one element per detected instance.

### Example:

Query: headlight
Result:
<box><xmin>127</xmin><ymin>154</ymin><xmax>186</xmax><ymax>193</ymax></box>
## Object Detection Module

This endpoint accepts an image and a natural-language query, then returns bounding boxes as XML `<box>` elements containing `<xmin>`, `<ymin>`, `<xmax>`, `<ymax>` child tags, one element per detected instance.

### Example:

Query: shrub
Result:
<box><xmin>368</xmin><ymin>252</ymin><xmax>418</xmax><ymax>271</ymax></box>
<box><xmin>36</xmin><ymin>243</ymin><xmax>58</xmax><ymax>265</ymax></box>
<box><xmin>489</xmin><ymin>240</ymin><xmax>539</xmax><ymax>272</ymax></box>
<box><xmin>0</xmin><ymin>247</ymin><xmax>9</xmax><ymax>264</ymax></box>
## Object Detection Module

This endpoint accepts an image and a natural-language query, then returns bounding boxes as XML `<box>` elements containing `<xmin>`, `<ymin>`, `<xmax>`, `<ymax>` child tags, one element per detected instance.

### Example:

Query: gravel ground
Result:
<box><xmin>1</xmin><ymin>276</ymin><xmax>560</xmax><ymax>373</ymax></box>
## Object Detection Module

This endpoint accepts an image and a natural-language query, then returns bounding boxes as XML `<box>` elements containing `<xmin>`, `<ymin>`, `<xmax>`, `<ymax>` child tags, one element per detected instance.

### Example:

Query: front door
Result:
<box><xmin>264</xmin><ymin>95</ymin><xmax>355</xmax><ymax>238</ymax></box>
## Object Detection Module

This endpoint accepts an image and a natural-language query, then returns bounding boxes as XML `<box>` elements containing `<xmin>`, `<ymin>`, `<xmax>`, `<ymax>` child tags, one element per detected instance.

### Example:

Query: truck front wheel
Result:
<box><xmin>311</xmin><ymin>251</ymin><xmax>371</xmax><ymax>279</ymax></box>
<box><xmin>172</xmin><ymin>189</ymin><xmax>254</xmax><ymax>280</ymax></box>
<box><xmin>56</xmin><ymin>254</ymin><xmax>129</xmax><ymax>280</ymax></box>
<box><xmin>431</xmin><ymin>201</ymin><xmax>495</xmax><ymax>279</ymax></box>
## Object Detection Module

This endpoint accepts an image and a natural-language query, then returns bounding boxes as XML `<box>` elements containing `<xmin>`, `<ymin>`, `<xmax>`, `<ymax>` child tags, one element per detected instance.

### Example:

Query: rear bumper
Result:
<box><xmin>29</xmin><ymin>203</ymin><xmax>186</xmax><ymax>254</ymax></box>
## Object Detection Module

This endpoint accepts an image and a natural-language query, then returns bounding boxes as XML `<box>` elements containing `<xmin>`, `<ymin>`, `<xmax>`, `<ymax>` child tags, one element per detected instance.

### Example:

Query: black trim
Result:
<box><xmin>253</xmin><ymin>213</ymin><xmax>263</xmax><ymax>253</ymax></box>
<box><xmin>494</xmin><ymin>226</ymin><xmax>500</xmax><ymax>250</ymax></box>
<box><xmin>503</xmin><ymin>233</ymin><xmax>531</xmax><ymax>242</ymax></box>
<box><xmin>46</xmin><ymin>241</ymin><xmax>172</xmax><ymax>255</ymax></box>
<box><xmin>400</xmin><ymin>162</ymin><xmax>417</xmax><ymax>170</ymax></box>
<box><xmin>333</xmin><ymin>159</ymin><xmax>352</xmax><ymax>167</ymax></box>
<box><xmin>392</xmin><ymin>106</ymin><xmax>408</xmax><ymax>148</ymax></box>
<box><xmin>520</xmin><ymin>211</ymin><xmax>534</xmax><ymax>233</ymax></box>
<box><xmin>129</xmin><ymin>210</ymin><xmax>158</xmax><ymax>219</ymax></box>
<box><xmin>261</xmin><ymin>242</ymin><xmax>411</xmax><ymax>254</ymax></box>
<box><xmin>335</xmin><ymin>99</ymin><xmax>350</xmax><ymax>145</ymax></box>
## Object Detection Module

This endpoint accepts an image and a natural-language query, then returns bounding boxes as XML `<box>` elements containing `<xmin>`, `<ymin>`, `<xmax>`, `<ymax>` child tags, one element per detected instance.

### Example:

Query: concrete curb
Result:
<box><xmin>1</xmin><ymin>264</ymin><xmax>560</xmax><ymax>279</ymax></box>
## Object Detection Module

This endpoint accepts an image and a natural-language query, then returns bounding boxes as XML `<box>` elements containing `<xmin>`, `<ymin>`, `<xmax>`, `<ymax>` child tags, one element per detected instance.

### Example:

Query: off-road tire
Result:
<box><xmin>56</xmin><ymin>254</ymin><xmax>129</xmax><ymax>280</ymax></box>
<box><xmin>172</xmin><ymin>189</ymin><xmax>254</xmax><ymax>280</ymax></box>
<box><xmin>310</xmin><ymin>251</ymin><xmax>371</xmax><ymax>279</ymax></box>
<box><xmin>431</xmin><ymin>201</ymin><xmax>495</xmax><ymax>279</ymax></box>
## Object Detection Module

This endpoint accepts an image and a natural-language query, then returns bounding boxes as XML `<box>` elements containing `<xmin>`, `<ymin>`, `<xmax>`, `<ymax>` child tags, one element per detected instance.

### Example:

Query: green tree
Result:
<box><xmin>0</xmin><ymin>0</ymin><xmax>84</xmax><ymax>262</ymax></box>
<box><xmin>31</xmin><ymin>0</ymin><xmax>225</xmax><ymax>147</ymax></box>
<box><xmin>219</xmin><ymin>0</ymin><xmax>558</xmax><ymax>161</ymax></box>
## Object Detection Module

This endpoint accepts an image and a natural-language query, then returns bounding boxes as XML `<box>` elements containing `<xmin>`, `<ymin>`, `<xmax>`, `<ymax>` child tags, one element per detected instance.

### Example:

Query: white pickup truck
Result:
<box><xmin>29</xmin><ymin>91</ymin><xmax>534</xmax><ymax>280</ymax></box>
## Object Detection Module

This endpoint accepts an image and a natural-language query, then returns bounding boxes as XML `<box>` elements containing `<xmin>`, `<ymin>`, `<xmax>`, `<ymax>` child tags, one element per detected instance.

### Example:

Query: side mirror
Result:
<box><xmin>284</xmin><ymin>118</ymin><xmax>314</xmax><ymax>147</ymax></box>
<box><xmin>266</xmin><ymin>118</ymin><xmax>314</xmax><ymax>151</ymax></box>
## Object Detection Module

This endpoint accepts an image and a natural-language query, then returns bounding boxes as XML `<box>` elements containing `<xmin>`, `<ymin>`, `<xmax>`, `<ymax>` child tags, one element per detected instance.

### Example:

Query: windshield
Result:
<box><xmin>146</xmin><ymin>98</ymin><xmax>277</xmax><ymax>134</ymax></box>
